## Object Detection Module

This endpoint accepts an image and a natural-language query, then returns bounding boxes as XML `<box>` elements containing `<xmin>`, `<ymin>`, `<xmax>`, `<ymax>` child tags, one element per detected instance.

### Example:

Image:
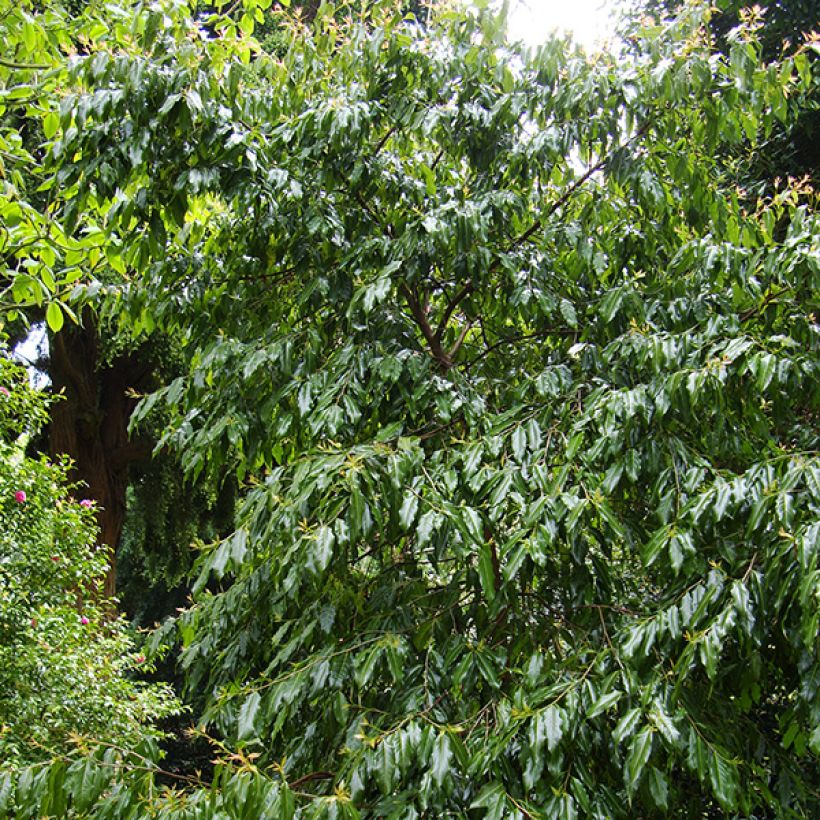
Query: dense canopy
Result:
<box><xmin>0</xmin><ymin>0</ymin><xmax>818</xmax><ymax>816</ymax></box>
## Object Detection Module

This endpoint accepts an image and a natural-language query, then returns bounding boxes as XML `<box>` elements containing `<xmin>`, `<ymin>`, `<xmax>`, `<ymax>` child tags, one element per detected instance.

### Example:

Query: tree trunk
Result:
<box><xmin>48</xmin><ymin>318</ymin><xmax>147</xmax><ymax>599</ymax></box>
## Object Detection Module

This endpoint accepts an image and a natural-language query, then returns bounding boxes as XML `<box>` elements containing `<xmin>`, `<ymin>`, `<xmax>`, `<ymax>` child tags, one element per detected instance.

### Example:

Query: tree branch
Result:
<box><xmin>464</xmin><ymin>329</ymin><xmax>575</xmax><ymax>370</ymax></box>
<box><xmin>739</xmin><ymin>286</ymin><xmax>791</xmax><ymax>322</ymax></box>
<box><xmin>373</xmin><ymin>124</ymin><xmax>397</xmax><ymax>156</ymax></box>
<box><xmin>289</xmin><ymin>771</ymin><xmax>335</xmax><ymax>789</ymax></box>
<box><xmin>434</xmin><ymin>281</ymin><xmax>473</xmax><ymax>342</ymax></box>
<box><xmin>399</xmin><ymin>282</ymin><xmax>452</xmax><ymax>369</ymax></box>
<box><xmin>510</xmin><ymin>124</ymin><xmax>649</xmax><ymax>251</ymax></box>
<box><xmin>0</xmin><ymin>57</ymin><xmax>51</xmax><ymax>70</ymax></box>
<box><xmin>448</xmin><ymin>319</ymin><xmax>473</xmax><ymax>359</ymax></box>
<box><xmin>510</xmin><ymin>159</ymin><xmax>607</xmax><ymax>249</ymax></box>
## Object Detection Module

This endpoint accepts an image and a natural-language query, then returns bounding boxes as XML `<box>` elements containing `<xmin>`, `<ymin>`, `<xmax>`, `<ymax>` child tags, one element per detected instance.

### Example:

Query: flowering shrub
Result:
<box><xmin>0</xmin><ymin>352</ymin><xmax>179</xmax><ymax>765</ymax></box>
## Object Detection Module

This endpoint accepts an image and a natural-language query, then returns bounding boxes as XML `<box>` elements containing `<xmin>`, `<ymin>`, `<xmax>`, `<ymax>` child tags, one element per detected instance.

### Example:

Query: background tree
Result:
<box><xmin>0</xmin><ymin>351</ymin><xmax>179</xmax><ymax>765</ymax></box>
<box><xmin>1</xmin><ymin>0</ymin><xmax>429</xmax><ymax>608</ymax></box>
<box><xmin>638</xmin><ymin>0</ymin><xmax>819</xmax><ymax>189</ymax></box>
<box><xmin>1</xmin><ymin>0</ymin><xmax>247</xmax><ymax>604</ymax></box>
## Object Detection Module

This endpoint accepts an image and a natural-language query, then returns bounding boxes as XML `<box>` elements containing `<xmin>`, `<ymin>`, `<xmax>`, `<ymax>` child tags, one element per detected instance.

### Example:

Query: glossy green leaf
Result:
<box><xmin>625</xmin><ymin>727</ymin><xmax>653</xmax><ymax>792</ymax></box>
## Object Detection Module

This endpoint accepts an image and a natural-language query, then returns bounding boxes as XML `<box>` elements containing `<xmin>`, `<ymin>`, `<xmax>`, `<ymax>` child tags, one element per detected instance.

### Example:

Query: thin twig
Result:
<box><xmin>434</xmin><ymin>281</ymin><xmax>473</xmax><ymax>342</ymax></box>
<box><xmin>464</xmin><ymin>329</ymin><xmax>575</xmax><ymax>369</ymax></box>
<box><xmin>0</xmin><ymin>57</ymin><xmax>51</xmax><ymax>70</ymax></box>
<box><xmin>289</xmin><ymin>770</ymin><xmax>335</xmax><ymax>788</ymax></box>
<box><xmin>510</xmin><ymin>124</ymin><xmax>649</xmax><ymax>251</ymax></box>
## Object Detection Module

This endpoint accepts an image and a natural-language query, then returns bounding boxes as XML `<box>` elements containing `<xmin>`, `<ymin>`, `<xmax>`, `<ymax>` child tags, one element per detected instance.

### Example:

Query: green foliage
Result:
<box><xmin>118</xmin><ymin>453</ymin><xmax>238</xmax><ymax>627</ymax></box>
<box><xmin>638</xmin><ymin>0</ymin><xmax>820</xmax><ymax>188</ymax></box>
<box><xmin>2</xmin><ymin>0</ymin><xmax>237</xmax><ymax>624</ymax></box>
<box><xmin>0</xmin><ymin>353</ymin><xmax>179</xmax><ymax>765</ymax></box>
<box><xmin>0</xmin><ymin>0</ymin><xmax>94</xmax><ymax>328</ymax></box>
<box><xmin>0</xmin><ymin>748</ymin><xmax>302</xmax><ymax>819</ymax></box>
<box><xmin>1</xmin><ymin>0</ymin><xmax>819</xmax><ymax>816</ymax></box>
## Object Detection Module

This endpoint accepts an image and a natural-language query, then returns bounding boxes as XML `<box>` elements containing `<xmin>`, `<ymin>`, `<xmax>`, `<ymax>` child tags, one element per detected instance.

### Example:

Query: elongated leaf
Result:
<box><xmin>237</xmin><ymin>692</ymin><xmax>261</xmax><ymax>740</ymax></box>
<box><xmin>587</xmin><ymin>689</ymin><xmax>622</xmax><ymax>719</ymax></box>
<box><xmin>708</xmin><ymin>751</ymin><xmax>739</xmax><ymax>810</ymax></box>
<box><xmin>613</xmin><ymin>708</ymin><xmax>642</xmax><ymax>744</ymax></box>
<box><xmin>431</xmin><ymin>732</ymin><xmax>451</xmax><ymax>787</ymax></box>
<box><xmin>625</xmin><ymin>727</ymin><xmax>653</xmax><ymax>792</ymax></box>
<box><xmin>647</xmin><ymin>767</ymin><xmax>668</xmax><ymax>810</ymax></box>
<box><xmin>511</xmin><ymin>426</ymin><xmax>527</xmax><ymax>461</ymax></box>
<box><xmin>477</xmin><ymin>544</ymin><xmax>496</xmax><ymax>601</ymax></box>
<box><xmin>313</xmin><ymin>525</ymin><xmax>334</xmax><ymax>571</ymax></box>
<box><xmin>399</xmin><ymin>491</ymin><xmax>419</xmax><ymax>530</ymax></box>
<box><xmin>649</xmin><ymin>701</ymin><xmax>679</xmax><ymax>744</ymax></box>
<box><xmin>46</xmin><ymin>301</ymin><xmax>64</xmax><ymax>331</ymax></box>
<box><xmin>542</xmin><ymin>705</ymin><xmax>564</xmax><ymax>752</ymax></box>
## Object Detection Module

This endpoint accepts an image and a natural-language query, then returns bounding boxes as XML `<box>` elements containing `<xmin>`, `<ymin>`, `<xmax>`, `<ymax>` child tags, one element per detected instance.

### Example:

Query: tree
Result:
<box><xmin>2</xmin><ymin>0</ymin><xmax>819</xmax><ymax>816</ymax></box>
<box><xmin>0</xmin><ymin>0</ymin><xmax>422</xmax><ymax>604</ymax></box>
<box><xmin>0</xmin><ymin>0</ymin><xmax>241</xmax><ymax>602</ymax></box>
<box><xmin>0</xmin><ymin>351</ymin><xmax>179</xmax><ymax>765</ymax></box>
<box><xmin>639</xmin><ymin>0</ymin><xmax>820</xmax><ymax>188</ymax></box>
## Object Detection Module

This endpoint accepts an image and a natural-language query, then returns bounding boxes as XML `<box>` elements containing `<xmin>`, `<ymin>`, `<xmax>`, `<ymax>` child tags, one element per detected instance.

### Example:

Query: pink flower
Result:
<box><xmin>80</xmin><ymin>616</ymin><xmax>90</xmax><ymax>625</ymax></box>
<box><xmin>135</xmin><ymin>655</ymin><xmax>146</xmax><ymax>664</ymax></box>
<box><xmin>80</xmin><ymin>499</ymin><xmax>94</xmax><ymax>509</ymax></box>
<box><xmin>0</xmin><ymin>387</ymin><xmax>9</xmax><ymax>397</ymax></box>
<box><xmin>14</xmin><ymin>490</ymin><xmax>26</xmax><ymax>503</ymax></box>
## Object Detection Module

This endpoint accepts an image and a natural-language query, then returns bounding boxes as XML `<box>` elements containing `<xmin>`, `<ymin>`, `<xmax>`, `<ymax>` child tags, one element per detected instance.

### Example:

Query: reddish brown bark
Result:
<box><xmin>48</xmin><ymin>318</ymin><xmax>150</xmax><ymax>599</ymax></box>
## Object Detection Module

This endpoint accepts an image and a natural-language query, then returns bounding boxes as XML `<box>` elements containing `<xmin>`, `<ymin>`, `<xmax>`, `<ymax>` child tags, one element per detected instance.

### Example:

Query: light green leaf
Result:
<box><xmin>649</xmin><ymin>700</ymin><xmax>679</xmax><ymax>744</ymax></box>
<box><xmin>560</xmin><ymin>298</ymin><xmax>578</xmax><ymax>327</ymax></box>
<box><xmin>587</xmin><ymin>689</ymin><xmax>622</xmax><ymax>719</ymax></box>
<box><xmin>613</xmin><ymin>708</ymin><xmax>642</xmax><ymax>744</ymax></box>
<box><xmin>46</xmin><ymin>301</ymin><xmax>64</xmax><ymax>332</ymax></box>
<box><xmin>477</xmin><ymin>544</ymin><xmax>496</xmax><ymax>601</ymax></box>
<box><xmin>708</xmin><ymin>751</ymin><xmax>739</xmax><ymax>810</ymax></box>
<box><xmin>647</xmin><ymin>767</ymin><xmax>668</xmax><ymax>809</ymax></box>
<box><xmin>416</xmin><ymin>510</ymin><xmax>439</xmax><ymax>547</ymax></box>
<box><xmin>313</xmin><ymin>525</ymin><xmax>335</xmax><ymax>571</ymax></box>
<box><xmin>431</xmin><ymin>732</ymin><xmax>451</xmax><ymax>786</ymax></box>
<box><xmin>511</xmin><ymin>425</ymin><xmax>527</xmax><ymax>461</ymax></box>
<box><xmin>462</xmin><ymin>506</ymin><xmax>482</xmax><ymax>542</ymax></box>
<box><xmin>543</xmin><ymin>704</ymin><xmax>564</xmax><ymax>752</ymax></box>
<box><xmin>43</xmin><ymin>111</ymin><xmax>59</xmax><ymax>139</ymax></box>
<box><xmin>469</xmin><ymin>782</ymin><xmax>507</xmax><ymax>818</ymax></box>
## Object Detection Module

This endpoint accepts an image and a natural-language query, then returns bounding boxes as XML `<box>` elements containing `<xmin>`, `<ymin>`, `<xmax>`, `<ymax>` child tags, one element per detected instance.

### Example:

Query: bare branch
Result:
<box><xmin>464</xmin><ymin>329</ymin><xmax>575</xmax><ymax>370</ymax></box>
<box><xmin>400</xmin><ymin>282</ymin><xmax>452</xmax><ymax>369</ymax></box>
<box><xmin>373</xmin><ymin>125</ymin><xmax>397</xmax><ymax>156</ymax></box>
<box><xmin>289</xmin><ymin>771</ymin><xmax>335</xmax><ymax>789</ymax></box>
